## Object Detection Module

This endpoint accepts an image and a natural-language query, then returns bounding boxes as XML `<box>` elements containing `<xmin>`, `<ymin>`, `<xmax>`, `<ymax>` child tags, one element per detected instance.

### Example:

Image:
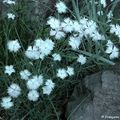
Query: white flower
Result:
<box><xmin>28</xmin><ymin>90</ymin><xmax>39</xmax><ymax>101</ymax></box>
<box><xmin>45</xmin><ymin>79</ymin><xmax>55</xmax><ymax>88</ymax></box>
<box><xmin>47</xmin><ymin>17</ymin><xmax>60</xmax><ymax>29</ymax></box>
<box><xmin>105</xmin><ymin>40</ymin><xmax>119</xmax><ymax>59</ymax></box>
<box><xmin>47</xmin><ymin>17</ymin><xmax>65</xmax><ymax>39</ymax></box>
<box><xmin>79</xmin><ymin>17</ymin><xmax>88</xmax><ymax>28</ymax></box>
<box><xmin>52</xmin><ymin>53</ymin><xmax>61</xmax><ymax>61</ymax></box>
<box><xmin>100</xmin><ymin>0</ymin><xmax>106</xmax><ymax>7</ymax></box>
<box><xmin>7</xmin><ymin>13</ymin><xmax>15</xmax><ymax>20</ymax></box>
<box><xmin>106</xmin><ymin>40</ymin><xmax>113</xmax><ymax>46</ymax></box>
<box><xmin>67</xmin><ymin>67</ymin><xmax>74</xmax><ymax>76</ymax></box>
<box><xmin>39</xmin><ymin>38</ymin><xmax>55</xmax><ymax>56</ymax></box>
<box><xmin>91</xmin><ymin>31</ymin><xmax>105</xmax><ymax>41</ymax></box>
<box><xmin>1</xmin><ymin>97</ymin><xmax>13</xmax><ymax>109</ymax></box>
<box><xmin>83</xmin><ymin>20</ymin><xmax>97</xmax><ymax>37</ymax></box>
<box><xmin>72</xmin><ymin>21</ymin><xmax>83</xmax><ymax>34</ymax></box>
<box><xmin>7</xmin><ymin>39</ymin><xmax>21</xmax><ymax>52</ymax></box>
<box><xmin>50</xmin><ymin>29</ymin><xmax>65</xmax><ymax>40</ymax></box>
<box><xmin>5</xmin><ymin>65</ymin><xmax>15</xmax><ymax>75</ymax></box>
<box><xmin>20</xmin><ymin>69</ymin><xmax>31</xmax><ymax>80</ymax></box>
<box><xmin>97</xmin><ymin>11</ymin><xmax>103</xmax><ymax>16</ymax></box>
<box><xmin>27</xmin><ymin>75</ymin><xmax>43</xmax><ymax>90</ymax></box>
<box><xmin>43</xmin><ymin>86</ymin><xmax>53</xmax><ymax>95</ymax></box>
<box><xmin>77</xmin><ymin>54</ymin><xmax>87</xmax><ymax>65</ymax></box>
<box><xmin>55</xmin><ymin>1</ymin><xmax>67</xmax><ymax>13</ymax></box>
<box><xmin>105</xmin><ymin>40</ymin><xmax>113</xmax><ymax>54</ymax></box>
<box><xmin>25</xmin><ymin>46</ymin><xmax>40</xmax><ymax>60</ymax></box>
<box><xmin>69</xmin><ymin>36</ymin><xmax>81</xmax><ymax>50</ymax></box>
<box><xmin>105</xmin><ymin>45</ymin><xmax>113</xmax><ymax>54</ymax></box>
<box><xmin>57</xmin><ymin>68</ymin><xmax>68</xmax><ymax>79</ymax></box>
<box><xmin>107</xmin><ymin>11</ymin><xmax>113</xmax><ymax>20</ymax></box>
<box><xmin>78</xmin><ymin>18</ymin><xmax>104</xmax><ymax>41</ymax></box>
<box><xmin>61</xmin><ymin>18</ymin><xmax>74</xmax><ymax>33</ymax></box>
<box><xmin>35</xmin><ymin>38</ymin><xmax>55</xmax><ymax>59</ymax></box>
<box><xmin>109</xmin><ymin>46</ymin><xmax>119</xmax><ymax>59</ymax></box>
<box><xmin>7</xmin><ymin>83</ymin><xmax>21</xmax><ymax>98</ymax></box>
<box><xmin>3</xmin><ymin>0</ymin><xmax>15</xmax><ymax>5</ymax></box>
<box><xmin>110</xmin><ymin>24</ymin><xmax>120</xmax><ymax>38</ymax></box>
<box><xmin>26</xmin><ymin>38</ymin><xmax>55</xmax><ymax>60</ymax></box>
<box><xmin>42</xmin><ymin>79</ymin><xmax>55</xmax><ymax>95</ymax></box>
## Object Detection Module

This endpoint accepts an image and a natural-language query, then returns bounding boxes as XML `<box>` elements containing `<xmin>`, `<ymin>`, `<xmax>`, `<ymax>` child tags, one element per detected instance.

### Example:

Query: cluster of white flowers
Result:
<box><xmin>2</xmin><ymin>68</ymin><xmax>55</xmax><ymax>107</ymax></box>
<box><xmin>1</xmin><ymin>83</ymin><xmax>21</xmax><ymax>109</ymax></box>
<box><xmin>110</xmin><ymin>24</ymin><xmax>120</xmax><ymax>38</ymax></box>
<box><xmin>3</xmin><ymin>35</ymin><xmax>56</xmax><ymax>106</ymax></box>
<box><xmin>25</xmin><ymin>38</ymin><xmax>54</xmax><ymax>60</ymax></box>
<box><xmin>27</xmin><ymin>77</ymin><xmax>55</xmax><ymax>100</ymax></box>
<box><xmin>1</xmin><ymin>57</ymin><xmax>55</xmax><ymax>109</ymax></box>
<box><xmin>1</xmin><ymin>0</ymin><xmax>120</xmax><ymax>110</ymax></box>
<box><xmin>47</xmin><ymin>16</ymin><xmax>105</xmax><ymax>43</ymax></box>
<box><xmin>25</xmin><ymin>73</ymin><xmax>55</xmax><ymax>101</ymax></box>
<box><xmin>79</xmin><ymin>18</ymin><xmax>105</xmax><ymax>41</ymax></box>
<box><xmin>105</xmin><ymin>40</ymin><xmax>119</xmax><ymax>59</ymax></box>
<box><xmin>57</xmin><ymin>67</ymin><xmax>74</xmax><ymax>80</ymax></box>
<box><xmin>18</xmin><ymin>73</ymin><xmax>55</xmax><ymax>101</ymax></box>
<box><xmin>23</xmin><ymin>73</ymin><xmax>55</xmax><ymax>101</ymax></box>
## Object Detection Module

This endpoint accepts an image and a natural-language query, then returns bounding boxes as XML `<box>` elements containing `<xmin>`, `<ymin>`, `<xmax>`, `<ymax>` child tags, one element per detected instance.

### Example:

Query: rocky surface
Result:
<box><xmin>24</xmin><ymin>0</ymin><xmax>70</xmax><ymax>22</ymax></box>
<box><xmin>66</xmin><ymin>66</ymin><xmax>120</xmax><ymax>120</ymax></box>
<box><xmin>24</xmin><ymin>0</ymin><xmax>55</xmax><ymax>22</ymax></box>
<box><xmin>0</xmin><ymin>0</ymin><xmax>69</xmax><ymax>22</ymax></box>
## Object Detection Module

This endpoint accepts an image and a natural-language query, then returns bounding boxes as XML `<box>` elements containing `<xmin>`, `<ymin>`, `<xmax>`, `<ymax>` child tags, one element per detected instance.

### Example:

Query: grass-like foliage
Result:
<box><xmin>0</xmin><ymin>0</ymin><xmax>120</xmax><ymax>119</ymax></box>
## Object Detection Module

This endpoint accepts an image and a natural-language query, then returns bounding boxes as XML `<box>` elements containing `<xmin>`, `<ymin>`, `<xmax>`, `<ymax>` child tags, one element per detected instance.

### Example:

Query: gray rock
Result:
<box><xmin>24</xmin><ymin>0</ymin><xmax>55</xmax><ymax>22</ymax></box>
<box><xmin>23</xmin><ymin>0</ymin><xmax>70</xmax><ymax>22</ymax></box>
<box><xmin>0</xmin><ymin>0</ymin><xmax>69</xmax><ymax>22</ymax></box>
<box><xmin>66</xmin><ymin>69</ymin><xmax>120</xmax><ymax>120</ymax></box>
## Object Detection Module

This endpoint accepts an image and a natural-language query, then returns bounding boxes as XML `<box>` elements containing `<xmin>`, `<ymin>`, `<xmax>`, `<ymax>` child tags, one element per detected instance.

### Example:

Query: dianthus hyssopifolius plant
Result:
<box><xmin>1</xmin><ymin>0</ymin><xmax>120</xmax><ymax>110</ymax></box>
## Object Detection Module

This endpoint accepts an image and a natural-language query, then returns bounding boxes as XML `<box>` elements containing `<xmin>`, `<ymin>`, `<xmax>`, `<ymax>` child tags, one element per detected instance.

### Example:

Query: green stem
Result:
<box><xmin>71</xmin><ymin>0</ymin><xmax>80</xmax><ymax>21</ymax></box>
<box><xmin>91</xmin><ymin>0</ymin><xmax>97</xmax><ymax>21</ymax></box>
<box><xmin>48</xmin><ymin>97</ymin><xmax>60</xmax><ymax>120</ymax></box>
<box><xmin>77</xmin><ymin>50</ymin><xmax>115</xmax><ymax>65</ymax></box>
